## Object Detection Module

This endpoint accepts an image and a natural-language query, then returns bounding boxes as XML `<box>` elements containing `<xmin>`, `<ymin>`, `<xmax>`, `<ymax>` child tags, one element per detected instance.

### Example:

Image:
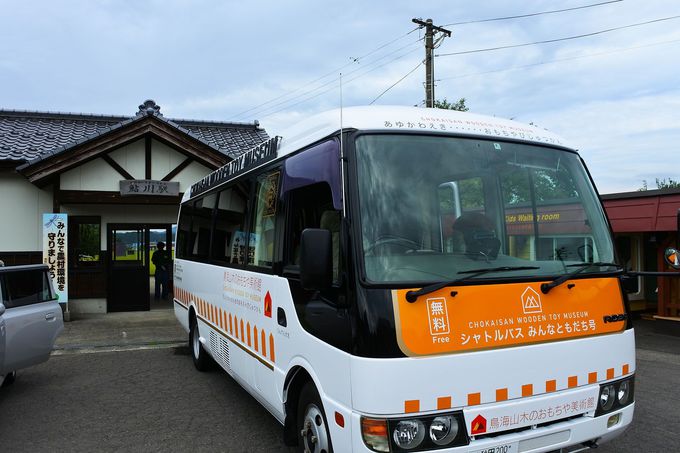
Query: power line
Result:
<box><xmin>229</xmin><ymin>27</ymin><xmax>421</xmax><ymax>121</ymax></box>
<box><xmin>370</xmin><ymin>61</ymin><xmax>424</xmax><ymax>104</ymax></box>
<box><xmin>436</xmin><ymin>37</ymin><xmax>680</xmax><ymax>81</ymax></box>
<box><xmin>437</xmin><ymin>15</ymin><xmax>680</xmax><ymax>57</ymax></box>
<box><xmin>442</xmin><ymin>0</ymin><xmax>623</xmax><ymax>27</ymax></box>
<box><xmin>258</xmin><ymin>45</ymin><xmax>423</xmax><ymax>120</ymax></box>
<box><xmin>233</xmin><ymin>37</ymin><xmax>422</xmax><ymax>121</ymax></box>
<box><xmin>247</xmin><ymin>40</ymin><xmax>423</xmax><ymax>120</ymax></box>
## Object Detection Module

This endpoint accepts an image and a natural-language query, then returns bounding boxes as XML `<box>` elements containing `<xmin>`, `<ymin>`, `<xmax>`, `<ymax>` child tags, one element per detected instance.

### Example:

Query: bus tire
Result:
<box><xmin>190</xmin><ymin>314</ymin><xmax>214</xmax><ymax>371</ymax></box>
<box><xmin>297</xmin><ymin>381</ymin><xmax>332</xmax><ymax>453</ymax></box>
<box><xmin>1</xmin><ymin>371</ymin><xmax>16</xmax><ymax>387</ymax></box>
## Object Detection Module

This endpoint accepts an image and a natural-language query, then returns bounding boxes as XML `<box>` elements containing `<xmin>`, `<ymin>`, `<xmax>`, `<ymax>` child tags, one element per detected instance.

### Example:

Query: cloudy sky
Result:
<box><xmin>1</xmin><ymin>0</ymin><xmax>679</xmax><ymax>193</ymax></box>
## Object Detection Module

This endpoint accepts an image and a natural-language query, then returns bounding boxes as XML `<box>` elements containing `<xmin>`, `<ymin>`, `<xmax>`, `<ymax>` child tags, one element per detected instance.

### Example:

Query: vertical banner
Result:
<box><xmin>43</xmin><ymin>213</ymin><xmax>68</xmax><ymax>304</ymax></box>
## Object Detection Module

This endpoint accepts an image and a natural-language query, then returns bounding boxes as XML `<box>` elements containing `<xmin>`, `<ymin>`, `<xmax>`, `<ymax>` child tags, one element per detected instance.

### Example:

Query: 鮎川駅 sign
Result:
<box><xmin>120</xmin><ymin>180</ymin><xmax>180</xmax><ymax>196</ymax></box>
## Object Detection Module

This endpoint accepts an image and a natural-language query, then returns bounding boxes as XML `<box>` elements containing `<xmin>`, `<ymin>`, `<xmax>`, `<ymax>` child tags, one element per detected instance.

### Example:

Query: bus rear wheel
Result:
<box><xmin>190</xmin><ymin>314</ymin><xmax>214</xmax><ymax>371</ymax></box>
<box><xmin>1</xmin><ymin>371</ymin><xmax>16</xmax><ymax>387</ymax></box>
<box><xmin>297</xmin><ymin>381</ymin><xmax>332</xmax><ymax>453</ymax></box>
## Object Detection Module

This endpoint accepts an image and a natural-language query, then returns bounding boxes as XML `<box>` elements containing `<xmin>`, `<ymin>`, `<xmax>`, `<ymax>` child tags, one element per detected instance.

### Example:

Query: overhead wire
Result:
<box><xmin>239</xmin><ymin>3</ymin><xmax>670</xmax><ymax>120</ymax></box>
<box><xmin>369</xmin><ymin>61</ymin><xmax>424</xmax><ymax>104</ymax></box>
<box><xmin>435</xmin><ymin>37</ymin><xmax>680</xmax><ymax>82</ymax></box>
<box><xmin>229</xmin><ymin>26</ymin><xmax>421</xmax><ymax>121</ymax></box>
<box><xmin>442</xmin><ymin>0</ymin><xmax>623</xmax><ymax>27</ymax></box>
<box><xmin>258</xmin><ymin>43</ymin><xmax>423</xmax><ymax>119</ymax></box>
<box><xmin>437</xmin><ymin>15</ymin><xmax>680</xmax><ymax>57</ymax></box>
<box><xmin>238</xmin><ymin>38</ymin><xmax>422</xmax><ymax>120</ymax></box>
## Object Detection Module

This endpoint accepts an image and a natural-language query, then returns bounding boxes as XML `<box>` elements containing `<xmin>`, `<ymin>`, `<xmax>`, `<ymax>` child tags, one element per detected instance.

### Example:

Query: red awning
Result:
<box><xmin>603</xmin><ymin>192</ymin><xmax>680</xmax><ymax>233</ymax></box>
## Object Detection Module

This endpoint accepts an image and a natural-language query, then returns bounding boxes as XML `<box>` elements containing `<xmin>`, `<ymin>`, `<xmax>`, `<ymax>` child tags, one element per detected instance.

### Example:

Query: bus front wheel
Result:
<box><xmin>190</xmin><ymin>314</ymin><xmax>214</xmax><ymax>371</ymax></box>
<box><xmin>297</xmin><ymin>381</ymin><xmax>332</xmax><ymax>453</ymax></box>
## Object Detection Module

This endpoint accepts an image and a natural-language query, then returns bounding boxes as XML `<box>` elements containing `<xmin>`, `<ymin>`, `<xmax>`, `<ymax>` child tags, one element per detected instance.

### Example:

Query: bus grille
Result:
<box><xmin>473</xmin><ymin>414</ymin><xmax>585</xmax><ymax>441</ymax></box>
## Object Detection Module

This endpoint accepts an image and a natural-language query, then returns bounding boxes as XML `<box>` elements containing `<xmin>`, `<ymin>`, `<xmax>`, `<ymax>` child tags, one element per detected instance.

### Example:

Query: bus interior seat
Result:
<box><xmin>452</xmin><ymin>212</ymin><xmax>501</xmax><ymax>260</ymax></box>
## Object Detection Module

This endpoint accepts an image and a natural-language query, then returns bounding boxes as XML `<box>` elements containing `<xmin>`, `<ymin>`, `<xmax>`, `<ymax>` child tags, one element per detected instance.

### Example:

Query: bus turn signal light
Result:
<box><xmin>335</xmin><ymin>411</ymin><xmax>345</xmax><ymax>428</ymax></box>
<box><xmin>361</xmin><ymin>417</ymin><xmax>389</xmax><ymax>452</ymax></box>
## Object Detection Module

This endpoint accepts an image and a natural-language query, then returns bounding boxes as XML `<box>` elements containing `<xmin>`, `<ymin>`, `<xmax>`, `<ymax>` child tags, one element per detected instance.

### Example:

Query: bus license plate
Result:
<box><xmin>471</xmin><ymin>442</ymin><xmax>518</xmax><ymax>453</ymax></box>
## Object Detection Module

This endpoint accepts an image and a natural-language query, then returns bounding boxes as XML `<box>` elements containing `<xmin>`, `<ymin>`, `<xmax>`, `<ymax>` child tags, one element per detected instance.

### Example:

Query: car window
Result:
<box><xmin>2</xmin><ymin>270</ymin><xmax>55</xmax><ymax>308</ymax></box>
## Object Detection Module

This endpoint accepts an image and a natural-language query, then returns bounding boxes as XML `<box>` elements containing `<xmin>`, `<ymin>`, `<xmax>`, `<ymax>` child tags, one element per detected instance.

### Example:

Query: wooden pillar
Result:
<box><xmin>52</xmin><ymin>175</ymin><xmax>61</xmax><ymax>213</ymax></box>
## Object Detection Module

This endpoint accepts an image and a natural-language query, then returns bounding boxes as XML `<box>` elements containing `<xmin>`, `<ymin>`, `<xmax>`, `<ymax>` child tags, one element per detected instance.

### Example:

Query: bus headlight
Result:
<box><xmin>599</xmin><ymin>384</ymin><xmax>616</xmax><ymax>412</ymax></box>
<box><xmin>617</xmin><ymin>380</ymin><xmax>631</xmax><ymax>405</ymax></box>
<box><xmin>393</xmin><ymin>419</ymin><xmax>425</xmax><ymax>450</ymax></box>
<box><xmin>362</xmin><ymin>412</ymin><xmax>469</xmax><ymax>452</ymax></box>
<box><xmin>429</xmin><ymin>415</ymin><xmax>459</xmax><ymax>446</ymax></box>
<box><xmin>596</xmin><ymin>375</ymin><xmax>635</xmax><ymax>416</ymax></box>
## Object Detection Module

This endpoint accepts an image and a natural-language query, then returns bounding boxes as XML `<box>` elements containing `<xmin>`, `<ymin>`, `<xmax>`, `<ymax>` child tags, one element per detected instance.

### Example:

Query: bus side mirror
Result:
<box><xmin>299</xmin><ymin>228</ymin><xmax>332</xmax><ymax>291</ymax></box>
<box><xmin>620</xmin><ymin>274</ymin><xmax>639</xmax><ymax>294</ymax></box>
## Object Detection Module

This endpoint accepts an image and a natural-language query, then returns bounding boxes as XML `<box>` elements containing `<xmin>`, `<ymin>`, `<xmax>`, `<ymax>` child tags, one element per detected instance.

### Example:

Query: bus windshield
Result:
<box><xmin>355</xmin><ymin>134</ymin><xmax>615</xmax><ymax>284</ymax></box>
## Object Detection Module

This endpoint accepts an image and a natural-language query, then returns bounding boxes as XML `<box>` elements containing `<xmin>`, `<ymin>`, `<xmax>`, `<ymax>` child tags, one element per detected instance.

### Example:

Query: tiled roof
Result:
<box><xmin>0</xmin><ymin>101</ymin><xmax>269</xmax><ymax>163</ymax></box>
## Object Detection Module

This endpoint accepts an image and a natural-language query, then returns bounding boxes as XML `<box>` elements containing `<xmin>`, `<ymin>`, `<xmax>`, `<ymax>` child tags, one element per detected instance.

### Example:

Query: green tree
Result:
<box><xmin>434</xmin><ymin>97</ymin><xmax>469</xmax><ymax>111</ymax></box>
<box><xmin>639</xmin><ymin>177</ymin><xmax>680</xmax><ymax>191</ymax></box>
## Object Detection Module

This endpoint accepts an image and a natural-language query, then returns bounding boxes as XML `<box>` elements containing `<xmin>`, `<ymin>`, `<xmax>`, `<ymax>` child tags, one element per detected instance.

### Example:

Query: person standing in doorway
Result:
<box><xmin>152</xmin><ymin>241</ymin><xmax>172</xmax><ymax>300</ymax></box>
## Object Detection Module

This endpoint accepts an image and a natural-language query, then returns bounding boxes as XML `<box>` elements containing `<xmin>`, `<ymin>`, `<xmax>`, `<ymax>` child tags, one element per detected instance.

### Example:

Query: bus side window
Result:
<box><xmin>213</xmin><ymin>181</ymin><xmax>251</xmax><ymax>265</ymax></box>
<box><xmin>176</xmin><ymin>201</ymin><xmax>194</xmax><ymax>259</ymax></box>
<box><xmin>248</xmin><ymin>171</ymin><xmax>280</xmax><ymax>268</ymax></box>
<box><xmin>285</xmin><ymin>182</ymin><xmax>339</xmax><ymax>282</ymax></box>
<box><xmin>190</xmin><ymin>193</ymin><xmax>217</xmax><ymax>261</ymax></box>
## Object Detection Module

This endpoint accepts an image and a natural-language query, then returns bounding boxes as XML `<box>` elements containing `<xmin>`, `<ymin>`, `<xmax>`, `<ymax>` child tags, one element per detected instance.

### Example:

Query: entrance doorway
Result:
<box><xmin>107</xmin><ymin>224</ymin><xmax>174</xmax><ymax>312</ymax></box>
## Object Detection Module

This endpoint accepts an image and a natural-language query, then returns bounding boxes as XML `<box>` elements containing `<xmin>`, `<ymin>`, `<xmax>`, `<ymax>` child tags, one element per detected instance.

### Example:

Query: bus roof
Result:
<box><xmin>276</xmin><ymin>105</ymin><xmax>573</xmax><ymax>157</ymax></box>
<box><xmin>186</xmin><ymin>106</ymin><xmax>574</xmax><ymax>201</ymax></box>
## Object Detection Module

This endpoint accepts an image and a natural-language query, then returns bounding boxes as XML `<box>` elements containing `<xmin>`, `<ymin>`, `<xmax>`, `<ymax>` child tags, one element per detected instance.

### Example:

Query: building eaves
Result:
<box><xmin>1</xmin><ymin>101</ymin><xmax>268</xmax><ymax>165</ymax></box>
<box><xmin>600</xmin><ymin>187</ymin><xmax>680</xmax><ymax>200</ymax></box>
<box><xmin>16</xmin><ymin>115</ymin><xmax>142</xmax><ymax>170</ymax></box>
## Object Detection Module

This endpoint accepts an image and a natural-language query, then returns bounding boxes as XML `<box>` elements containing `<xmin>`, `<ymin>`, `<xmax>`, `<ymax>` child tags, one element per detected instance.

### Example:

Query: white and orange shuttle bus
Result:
<box><xmin>173</xmin><ymin>106</ymin><xmax>636</xmax><ymax>452</ymax></box>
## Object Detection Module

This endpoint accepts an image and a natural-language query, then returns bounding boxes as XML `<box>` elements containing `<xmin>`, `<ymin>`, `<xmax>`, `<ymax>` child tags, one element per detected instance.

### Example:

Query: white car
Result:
<box><xmin>0</xmin><ymin>264</ymin><xmax>63</xmax><ymax>387</ymax></box>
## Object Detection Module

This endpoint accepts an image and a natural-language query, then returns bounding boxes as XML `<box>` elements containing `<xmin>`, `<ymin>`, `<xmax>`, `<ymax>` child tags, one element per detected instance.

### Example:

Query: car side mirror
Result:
<box><xmin>0</xmin><ymin>302</ymin><xmax>5</xmax><ymax>316</ymax></box>
<box><xmin>299</xmin><ymin>228</ymin><xmax>332</xmax><ymax>291</ymax></box>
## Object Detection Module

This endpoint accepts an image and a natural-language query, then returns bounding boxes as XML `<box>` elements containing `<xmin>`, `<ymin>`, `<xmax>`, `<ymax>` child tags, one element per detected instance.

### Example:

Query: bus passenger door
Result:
<box><xmin>282</xmin><ymin>181</ymin><xmax>352</xmax><ymax>352</ymax></box>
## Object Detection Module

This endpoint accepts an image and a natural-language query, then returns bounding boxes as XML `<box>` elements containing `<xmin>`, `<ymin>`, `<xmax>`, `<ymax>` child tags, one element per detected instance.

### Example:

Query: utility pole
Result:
<box><xmin>412</xmin><ymin>18</ymin><xmax>451</xmax><ymax>108</ymax></box>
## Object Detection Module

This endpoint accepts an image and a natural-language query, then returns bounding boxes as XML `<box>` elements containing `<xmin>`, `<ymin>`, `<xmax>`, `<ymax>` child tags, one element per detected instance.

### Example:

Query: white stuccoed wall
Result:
<box><xmin>0</xmin><ymin>171</ymin><xmax>53</xmax><ymax>252</ymax></box>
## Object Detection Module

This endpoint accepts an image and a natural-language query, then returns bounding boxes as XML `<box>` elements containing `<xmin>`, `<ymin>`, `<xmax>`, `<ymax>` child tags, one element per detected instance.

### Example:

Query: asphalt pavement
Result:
<box><xmin>29</xmin><ymin>309</ymin><xmax>680</xmax><ymax>452</ymax></box>
<box><xmin>54</xmin><ymin>306</ymin><xmax>187</xmax><ymax>355</ymax></box>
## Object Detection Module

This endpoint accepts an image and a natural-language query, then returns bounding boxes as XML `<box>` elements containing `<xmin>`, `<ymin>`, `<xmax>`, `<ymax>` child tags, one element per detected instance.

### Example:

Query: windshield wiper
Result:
<box><xmin>540</xmin><ymin>262</ymin><xmax>623</xmax><ymax>294</ymax></box>
<box><xmin>405</xmin><ymin>266</ymin><xmax>540</xmax><ymax>302</ymax></box>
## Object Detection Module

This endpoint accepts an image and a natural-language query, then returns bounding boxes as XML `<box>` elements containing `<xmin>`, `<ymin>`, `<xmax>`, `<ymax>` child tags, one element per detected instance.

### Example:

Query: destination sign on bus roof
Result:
<box><xmin>191</xmin><ymin>136</ymin><xmax>281</xmax><ymax>197</ymax></box>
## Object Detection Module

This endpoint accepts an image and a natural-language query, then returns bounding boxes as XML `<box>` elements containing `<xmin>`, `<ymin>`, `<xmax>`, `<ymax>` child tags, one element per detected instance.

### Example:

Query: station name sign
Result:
<box><xmin>191</xmin><ymin>136</ymin><xmax>281</xmax><ymax>197</ymax></box>
<box><xmin>120</xmin><ymin>180</ymin><xmax>180</xmax><ymax>196</ymax></box>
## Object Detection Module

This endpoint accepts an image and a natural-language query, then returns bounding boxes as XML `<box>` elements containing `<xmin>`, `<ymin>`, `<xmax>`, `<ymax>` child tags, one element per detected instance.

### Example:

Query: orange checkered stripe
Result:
<box><xmin>175</xmin><ymin>286</ymin><xmax>275</xmax><ymax>371</ymax></box>
<box><xmin>403</xmin><ymin>363</ymin><xmax>632</xmax><ymax>413</ymax></box>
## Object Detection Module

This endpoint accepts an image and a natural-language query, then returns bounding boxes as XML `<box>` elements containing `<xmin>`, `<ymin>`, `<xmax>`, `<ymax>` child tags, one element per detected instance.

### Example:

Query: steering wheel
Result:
<box><xmin>365</xmin><ymin>235</ymin><xmax>421</xmax><ymax>255</ymax></box>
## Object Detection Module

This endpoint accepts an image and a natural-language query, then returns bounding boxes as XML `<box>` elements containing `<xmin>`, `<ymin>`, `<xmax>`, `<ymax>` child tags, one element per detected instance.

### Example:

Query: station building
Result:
<box><xmin>601</xmin><ymin>188</ymin><xmax>680</xmax><ymax>321</ymax></box>
<box><xmin>0</xmin><ymin>100</ymin><xmax>268</xmax><ymax>314</ymax></box>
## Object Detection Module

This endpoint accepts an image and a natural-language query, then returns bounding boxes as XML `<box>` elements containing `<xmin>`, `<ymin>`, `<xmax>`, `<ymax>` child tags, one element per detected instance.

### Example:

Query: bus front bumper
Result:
<box><xmin>349</xmin><ymin>402</ymin><xmax>634</xmax><ymax>452</ymax></box>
